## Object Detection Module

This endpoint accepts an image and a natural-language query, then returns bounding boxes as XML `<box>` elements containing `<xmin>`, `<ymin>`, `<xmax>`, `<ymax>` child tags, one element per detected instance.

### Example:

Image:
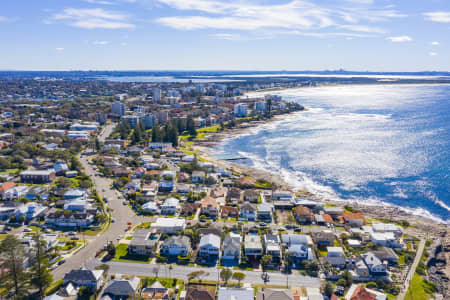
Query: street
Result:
<box><xmin>86</xmin><ymin>259</ymin><xmax>322</xmax><ymax>288</ymax></box>
<box><xmin>51</xmin><ymin>124</ymin><xmax>152</xmax><ymax>280</ymax></box>
<box><xmin>397</xmin><ymin>239</ymin><xmax>426</xmax><ymax>300</ymax></box>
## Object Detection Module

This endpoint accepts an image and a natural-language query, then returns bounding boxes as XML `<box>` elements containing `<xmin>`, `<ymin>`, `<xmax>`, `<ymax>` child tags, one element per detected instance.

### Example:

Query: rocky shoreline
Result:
<box><xmin>187</xmin><ymin>110</ymin><xmax>450</xmax><ymax>297</ymax></box>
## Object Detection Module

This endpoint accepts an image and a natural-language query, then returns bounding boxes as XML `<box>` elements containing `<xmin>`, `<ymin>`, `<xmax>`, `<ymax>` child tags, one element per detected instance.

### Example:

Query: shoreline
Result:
<box><xmin>186</xmin><ymin>96</ymin><xmax>449</xmax><ymax>233</ymax></box>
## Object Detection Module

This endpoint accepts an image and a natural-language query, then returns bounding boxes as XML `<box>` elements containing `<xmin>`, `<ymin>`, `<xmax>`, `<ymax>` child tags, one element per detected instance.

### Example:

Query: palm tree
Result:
<box><xmin>261</xmin><ymin>254</ymin><xmax>272</xmax><ymax>271</ymax></box>
<box><xmin>232</xmin><ymin>272</ymin><xmax>246</xmax><ymax>287</ymax></box>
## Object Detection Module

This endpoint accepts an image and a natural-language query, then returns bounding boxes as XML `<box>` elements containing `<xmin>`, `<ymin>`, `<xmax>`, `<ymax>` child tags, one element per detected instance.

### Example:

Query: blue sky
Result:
<box><xmin>1</xmin><ymin>0</ymin><xmax>449</xmax><ymax>71</ymax></box>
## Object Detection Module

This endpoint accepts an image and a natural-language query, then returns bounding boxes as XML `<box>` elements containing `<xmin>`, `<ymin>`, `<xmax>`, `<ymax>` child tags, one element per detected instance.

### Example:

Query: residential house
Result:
<box><xmin>152</xmin><ymin>218</ymin><xmax>185</xmax><ymax>234</ymax></box>
<box><xmin>46</xmin><ymin>212</ymin><xmax>94</xmax><ymax>228</ymax></box>
<box><xmin>192</xmin><ymin>171</ymin><xmax>206</xmax><ymax>183</ymax></box>
<box><xmin>62</xmin><ymin>269</ymin><xmax>104</xmax><ymax>292</ymax></box>
<box><xmin>372</xmin><ymin>223</ymin><xmax>403</xmax><ymax>238</ymax></box>
<box><xmin>141</xmin><ymin>201</ymin><xmax>159</xmax><ymax>214</ymax></box>
<box><xmin>226</xmin><ymin>187</ymin><xmax>241</xmax><ymax>203</ymax></box>
<box><xmin>370</xmin><ymin>232</ymin><xmax>402</xmax><ymax>248</ymax></box>
<box><xmin>323</xmin><ymin>207</ymin><xmax>344</xmax><ymax>218</ymax></box>
<box><xmin>161</xmin><ymin>170</ymin><xmax>176</xmax><ymax>181</ymax></box>
<box><xmin>256</xmin><ymin>288</ymin><xmax>293</xmax><ymax>300</ymax></box>
<box><xmin>218</xmin><ymin>287</ymin><xmax>254</xmax><ymax>300</ymax></box>
<box><xmin>158</xmin><ymin>182</ymin><xmax>174</xmax><ymax>193</ymax></box>
<box><xmin>177</xmin><ymin>172</ymin><xmax>190</xmax><ymax>182</ymax></box>
<box><xmin>198</xmin><ymin>234</ymin><xmax>221</xmax><ymax>259</ymax></box>
<box><xmin>222</xmin><ymin>236</ymin><xmax>241</xmax><ymax>262</ymax></box>
<box><xmin>342</xmin><ymin>212</ymin><xmax>365</xmax><ymax>226</ymax></box>
<box><xmin>20</xmin><ymin>169</ymin><xmax>55</xmax><ymax>183</ymax></box>
<box><xmin>15</xmin><ymin>202</ymin><xmax>47</xmax><ymax>220</ymax></box>
<box><xmin>239</xmin><ymin>203</ymin><xmax>256</xmax><ymax>221</ymax></box>
<box><xmin>64</xmin><ymin>199</ymin><xmax>91</xmax><ymax>212</ymax></box>
<box><xmin>244</xmin><ymin>234</ymin><xmax>262</xmax><ymax>258</ymax></box>
<box><xmin>281</xmin><ymin>234</ymin><xmax>312</xmax><ymax>247</ymax></box>
<box><xmin>0</xmin><ymin>182</ymin><xmax>15</xmax><ymax>199</ymax></box>
<box><xmin>102</xmin><ymin>277</ymin><xmax>141</xmax><ymax>299</ymax></box>
<box><xmin>211</xmin><ymin>188</ymin><xmax>226</xmax><ymax>199</ymax></box>
<box><xmin>128</xmin><ymin>229</ymin><xmax>157</xmax><ymax>256</ymax></box>
<box><xmin>312</xmin><ymin>231</ymin><xmax>335</xmax><ymax>248</ymax></box>
<box><xmin>221</xmin><ymin>206</ymin><xmax>238</xmax><ymax>219</ymax></box>
<box><xmin>64</xmin><ymin>189</ymin><xmax>87</xmax><ymax>200</ymax></box>
<box><xmin>185</xmin><ymin>287</ymin><xmax>215</xmax><ymax>300</ymax></box>
<box><xmin>345</xmin><ymin>285</ymin><xmax>387</xmax><ymax>300</ymax></box>
<box><xmin>286</xmin><ymin>244</ymin><xmax>311</xmax><ymax>262</ymax></box>
<box><xmin>272</xmin><ymin>190</ymin><xmax>293</xmax><ymax>201</ymax></box>
<box><xmin>257</xmin><ymin>203</ymin><xmax>273</xmax><ymax>221</ymax></box>
<box><xmin>160</xmin><ymin>197</ymin><xmax>179</xmax><ymax>215</ymax></box>
<box><xmin>4</xmin><ymin>186</ymin><xmax>29</xmax><ymax>201</ymax></box>
<box><xmin>295</xmin><ymin>205</ymin><xmax>314</xmax><ymax>224</ymax></box>
<box><xmin>111</xmin><ymin>167</ymin><xmax>130</xmax><ymax>178</ymax></box>
<box><xmin>361</xmin><ymin>252</ymin><xmax>387</xmax><ymax>276</ymax></box>
<box><xmin>53</xmin><ymin>161</ymin><xmax>69</xmax><ymax>176</ymax></box>
<box><xmin>141</xmin><ymin>281</ymin><xmax>173</xmax><ymax>299</ymax></box>
<box><xmin>176</xmin><ymin>184</ymin><xmax>191</xmax><ymax>194</ymax></box>
<box><xmin>180</xmin><ymin>202</ymin><xmax>199</xmax><ymax>217</ymax></box>
<box><xmin>200</xmin><ymin>197</ymin><xmax>219</xmax><ymax>218</ymax></box>
<box><xmin>324</xmin><ymin>247</ymin><xmax>346</xmax><ymax>269</ymax></box>
<box><xmin>243</xmin><ymin>189</ymin><xmax>259</xmax><ymax>203</ymax></box>
<box><xmin>265</xmin><ymin>234</ymin><xmax>282</xmax><ymax>262</ymax></box>
<box><xmin>147</xmin><ymin>170</ymin><xmax>161</xmax><ymax>180</ymax></box>
<box><xmin>372</xmin><ymin>247</ymin><xmax>399</xmax><ymax>264</ymax></box>
<box><xmin>133</xmin><ymin>167</ymin><xmax>146</xmax><ymax>179</ymax></box>
<box><xmin>160</xmin><ymin>236</ymin><xmax>191</xmax><ymax>257</ymax></box>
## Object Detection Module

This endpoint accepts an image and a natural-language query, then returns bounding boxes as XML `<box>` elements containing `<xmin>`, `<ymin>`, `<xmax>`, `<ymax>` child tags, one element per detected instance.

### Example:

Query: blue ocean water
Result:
<box><xmin>215</xmin><ymin>84</ymin><xmax>450</xmax><ymax>222</ymax></box>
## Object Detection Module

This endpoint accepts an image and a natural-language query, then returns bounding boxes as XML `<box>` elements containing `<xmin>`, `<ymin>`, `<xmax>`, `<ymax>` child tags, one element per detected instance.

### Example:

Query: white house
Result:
<box><xmin>199</xmin><ymin>234</ymin><xmax>221</xmax><ymax>258</ymax></box>
<box><xmin>152</xmin><ymin>218</ymin><xmax>185</xmax><ymax>234</ymax></box>
<box><xmin>160</xmin><ymin>236</ymin><xmax>191</xmax><ymax>257</ymax></box>
<box><xmin>160</xmin><ymin>198</ymin><xmax>180</xmax><ymax>215</ymax></box>
<box><xmin>141</xmin><ymin>201</ymin><xmax>159</xmax><ymax>214</ymax></box>
<box><xmin>244</xmin><ymin>234</ymin><xmax>262</xmax><ymax>258</ymax></box>
<box><xmin>64</xmin><ymin>199</ymin><xmax>90</xmax><ymax>212</ymax></box>
<box><xmin>362</xmin><ymin>252</ymin><xmax>387</xmax><ymax>275</ymax></box>
<box><xmin>5</xmin><ymin>186</ymin><xmax>29</xmax><ymax>201</ymax></box>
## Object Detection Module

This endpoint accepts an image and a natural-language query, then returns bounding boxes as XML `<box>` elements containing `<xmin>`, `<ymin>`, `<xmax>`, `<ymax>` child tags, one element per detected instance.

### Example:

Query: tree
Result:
<box><xmin>322</xmin><ymin>282</ymin><xmax>334</xmax><ymax>297</ymax></box>
<box><xmin>151</xmin><ymin>125</ymin><xmax>162</xmax><ymax>142</ymax></box>
<box><xmin>261</xmin><ymin>255</ymin><xmax>273</xmax><ymax>271</ymax></box>
<box><xmin>29</xmin><ymin>231</ymin><xmax>53</xmax><ymax>300</ymax></box>
<box><xmin>305</xmin><ymin>261</ymin><xmax>319</xmax><ymax>277</ymax></box>
<box><xmin>0</xmin><ymin>235</ymin><xmax>29</xmax><ymax>299</ymax></box>
<box><xmin>186</xmin><ymin>116</ymin><xmax>197</xmax><ymax>138</ymax></box>
<box><xmin>70</xmin><ymin>155</ymin><xmax>81</xmax><ymax>171</ymax></box>
<box><xmin>341</xmin><ymin>270</ymin><xmax>353</xmax><ymax>287</ymax></box>
<box><xmin>78</xmin><ymin>286</ymin><xmax>92</xmax><ymax>300</ymax></box>
<box><xmin>232</xmin><ymin>272</ymin><xmax>246</xmax><ymax>286</ymax></box>
<box><xmin>55</xmin><ymin>177</ymin><xmax>72</xmax><ymax>189</ymax></box>
<box><xmin>95</xmin><ymin>137</ymin><xmax>101</xmax><ymax>152</ymax></box>
<box><xmin>152</xmin><ymin>266</ymin><xmax>160</xmax><ymax>278</ymax></box>
<box><xmin>220</xmin><ymin>268</ymin><xmax>233</xmax><ymax>285</ymax></box>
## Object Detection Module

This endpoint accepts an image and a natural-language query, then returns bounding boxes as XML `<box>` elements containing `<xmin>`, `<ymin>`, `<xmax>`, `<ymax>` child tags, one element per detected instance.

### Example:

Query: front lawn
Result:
<box><xmin>113</xmin><ymin>243</ymin><xmax>151</xmax><ymax>263</ymax></box>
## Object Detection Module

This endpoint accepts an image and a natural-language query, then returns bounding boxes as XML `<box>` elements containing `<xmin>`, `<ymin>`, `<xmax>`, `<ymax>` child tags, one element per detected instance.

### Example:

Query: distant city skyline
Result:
<box><xmin>1</xmin><ymin>0</ymin><xmax>449</xmax><ymax>71</ymax></box>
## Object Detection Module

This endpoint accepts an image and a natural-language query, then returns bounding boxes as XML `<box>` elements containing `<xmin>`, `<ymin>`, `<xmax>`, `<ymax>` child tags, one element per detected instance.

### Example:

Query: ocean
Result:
<box><xmin>214</xmin><ymin>84</ymin><xmax>450</xmax><ymax>223</ymax></box>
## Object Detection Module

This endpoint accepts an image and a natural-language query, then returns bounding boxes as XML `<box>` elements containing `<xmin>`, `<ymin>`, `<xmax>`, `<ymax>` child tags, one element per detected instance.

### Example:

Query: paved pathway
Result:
<box><xmin>398</xmin><ymin>239</ymin><xmax>426</xmax><ymax>300</ymax></box>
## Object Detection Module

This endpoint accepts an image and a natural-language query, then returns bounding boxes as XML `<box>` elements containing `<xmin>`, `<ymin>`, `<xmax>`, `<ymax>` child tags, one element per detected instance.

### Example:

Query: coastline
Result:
<box><xmin>185</xmin><ymin>100</ymin><xmax>449</xmax><ymax>234</ymax></box>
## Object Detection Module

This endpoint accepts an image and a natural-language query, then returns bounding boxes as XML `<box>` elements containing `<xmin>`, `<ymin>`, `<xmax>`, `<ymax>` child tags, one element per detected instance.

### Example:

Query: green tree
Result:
<box><xmin>151</xmin><ymin>125</ymin><xmax>162</xmax><ymax>142</ymax></box>
<box><xmin>232</xmin><ymin>272</ymin><xmax>246</xmax><ymax>286</ymax></box>
<box><xmin>0</xmin><ymin>235</ymin><xmax>30</xmax><ymax>299</ymax></box>
<box><xmin>305</xmin><ymin>261</ymin><xmax>319</xmax><ymax>277</ymax></box>
<box><xmin>78</xmin><ymin>286</ymin><xmax>92</xmax><ymax>299</ymax></box>
<box><xmin>70</xmin><ymin>155</ymin><xmax>81</xmax><ymax>171</ymax></box>
<box><xmin>322</xmin><ymin>282</ymin><xmax>334</xmax><ymax>297</ymax></box>
<box><xmin>29</xmin><ymin>231</ymin><xmax>53</xmax><ymax>299</ymax></box>
<box><xmin>220</xmin><ymin>268</ymin><xmax>233</xmax><ymax>285</ymax></box>
<box><xmin>186</xmin><ymin>116</ymin><xmax>197</xmax><ymax>138</ymax></box>
<box><xmin>261</xmin><ymin>254</ymin><xmax>273</xmax><ymax>271</ymax></box>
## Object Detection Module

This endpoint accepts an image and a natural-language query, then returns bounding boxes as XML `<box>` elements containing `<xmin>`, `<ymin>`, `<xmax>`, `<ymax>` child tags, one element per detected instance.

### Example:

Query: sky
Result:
<box><xmin>1</xmin><ymin>0</ymin><xmax>449</xmax><ymax>71</ymax></box>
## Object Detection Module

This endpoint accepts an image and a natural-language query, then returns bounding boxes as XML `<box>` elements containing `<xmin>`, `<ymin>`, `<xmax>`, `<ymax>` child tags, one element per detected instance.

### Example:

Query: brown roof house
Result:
<box><xmin>185</xmin><ymin>286</ymin><xmax>215</xmax><ymax>300</ymax></box>
<box><xmin>295</xmin><ymin>206</ymin><xmax>314</xmax><ymax>224</ymax></box>
<box><xmin>221</xmin><ymin>205</ymin><xmax>239</xmax><ymax>219</ymax></box>
<box><xmin>200</xmin><ymin>197</ymin><xmax>219</xmax><ymax>218</ymax></box>
<box><xmin>342</xmin><ymin>212</ymin><xmax>365</xmax><ymax>226</ymax></box>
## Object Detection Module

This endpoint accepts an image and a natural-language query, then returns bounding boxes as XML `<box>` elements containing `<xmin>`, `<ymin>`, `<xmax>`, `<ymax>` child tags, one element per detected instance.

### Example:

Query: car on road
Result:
<box><xmin>70</xmin><ymin>237</ymin><xmax>79</xmax><ymax>240</ymax></box>
<box><xmin>68</xmin><ymin>231</ymin><xmax>76</xmax><ymax>236</ymax></box>
<box><xmin>23</xmin><ymin>227</ymin><xmax>32</xmax><ymax>232</ymax></box>
<box><xmin>285</xmin><ymin>224</ymin><xmax>292</xmax><ymax>229</ymax></box>
<box><xmin>238</xmin><ymin>221</ymin><xmax>244</xmax><ymax>225</ymax></box>
<box><xmin>111</xmin><ymin>218</ymin><xmax>115</xmax><ymax>223</ymax></box>
<box><xmin>259</xmin><ymin>222</ymin><xmax>267</xmax><ymax>227</ymax></box>
<box><xmin>122</xmin><ymin>201</ymin><xmax>127</xmax><ymax>205</ymax></box>
<box><xmin>58</xmin><ymin>259</ymin><xmax>66</xmax><ymax>265</ymax></box>
<box><xmin>50</xmin><ymin>265</ymin><xmax>57</xmax><ymax>270</ymax></box>
<box><xmin>294</xmin><ymin>227</ymin><xmax>302</xmax><ymax>232</ymax></box>
<box><xmin>102</xmin><ymin>188</ymin><xmax>105</xmax><ymax>192</ymax></box>
<box><xmin>117</xmin><ymin>235</ymin><xmax>122</xmax><ymax>240</ymax></box>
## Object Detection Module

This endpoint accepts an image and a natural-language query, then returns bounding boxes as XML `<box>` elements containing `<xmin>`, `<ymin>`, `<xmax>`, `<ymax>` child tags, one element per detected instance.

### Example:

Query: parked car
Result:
<box><xmin>58</xmin><ymin>259</ymin><xmax>66</xmax><ymax>265</ymax></box>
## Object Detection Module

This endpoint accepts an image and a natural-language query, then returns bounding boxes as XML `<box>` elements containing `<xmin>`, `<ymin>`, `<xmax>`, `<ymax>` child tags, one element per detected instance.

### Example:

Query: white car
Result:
<box><xmin>117</xmin><ymin>235</ymin><xmax>122</xmax><ymax>241</ymax></box>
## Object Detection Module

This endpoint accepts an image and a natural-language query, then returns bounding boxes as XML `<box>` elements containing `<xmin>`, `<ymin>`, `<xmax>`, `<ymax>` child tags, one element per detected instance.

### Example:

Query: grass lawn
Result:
<box><xmin>404</xmin><ymin>273</ymin><xmax>435</xmax><ymax>300</ymax></box>
<box><xmin>113</xmin><ymin>243</ymin><xmax>151</xmax><ymax>263</ymax></box>
<box><xmin>0</xmin><ymin>168</ymin><xmax>19</xmax><ymax>175</ymax></box>
<box><xmin>0</xmin><ymin>234</ymin><xmax>8</xmax><ymax>241</ymax></box>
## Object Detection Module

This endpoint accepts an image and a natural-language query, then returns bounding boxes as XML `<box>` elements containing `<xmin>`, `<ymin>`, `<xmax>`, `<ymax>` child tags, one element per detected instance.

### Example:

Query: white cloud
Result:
<box><xmin>50</xmin><ymin>8</ymin><xmax>135</xmax><ymax>29</ymax></box>
<box><xmin>386</xmin><ymin>35</ymin><xmax>412</xmax><ymax>42</ymax></box>
<box><xmin>55</xmin><ymin>47</ymin><xmax>65</xmax><ymax>51</ymax></box>
<box><xmin>120</xmin><ymin>42</ymin><xmax>127</xmax><ymax>46</ymax></box>
<box><xmin>84</xmin><ymin>0</ymin><xmax>115</xmax><ymax>4</ymax></box>
<box><xmin>93</xmin><ymin>40</ymin><xmax>109</xmax><ymax>45</ymax></box>
<box><xmin>155</xmin><ymin>0</ymin><xmax>404</xmax><ymax>36</ymax></box>
<box><xmin>431</xmin><ymin>41</ymin><xmax>440</xmax><ymax>46</ymax></box>
<box><xmin>424</xmin><ymin>12</ymin><xmax>450</xmax><ymax>23</ymax></box>
<box><xmin>429</xmin><ymin>52</ymin><xmax>438</xmax><ymax>56</ymax></box>
<box><xmin>210</xmin><ymin>33</ymin><xmax>241</xmax><ymax>40</ymax></box>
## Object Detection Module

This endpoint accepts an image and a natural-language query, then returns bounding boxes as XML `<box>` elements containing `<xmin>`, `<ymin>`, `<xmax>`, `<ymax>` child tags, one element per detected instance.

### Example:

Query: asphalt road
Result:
<box><xmin>51</xmin><ymin>124</ymin><xmax>151</xmax><ymax>280</ymax></box>
<box><xmin>86</xmin><ymin>259</ymin><xmax>321</xmax><ymax>288</ymax></box>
